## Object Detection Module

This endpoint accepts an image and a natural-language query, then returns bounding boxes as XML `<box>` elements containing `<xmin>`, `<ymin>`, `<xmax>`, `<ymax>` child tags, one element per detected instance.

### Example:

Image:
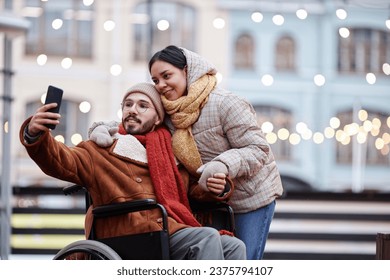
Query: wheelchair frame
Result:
<box><xmin>53</xmin><ymin>184</ymin><xmax>235</xmax><ymax>260</ymax></box>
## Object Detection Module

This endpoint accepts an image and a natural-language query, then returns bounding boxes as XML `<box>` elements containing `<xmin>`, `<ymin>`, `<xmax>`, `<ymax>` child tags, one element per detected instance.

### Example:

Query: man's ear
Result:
<box><xmin>154</xmin><ymin>117</ymin><xmax>162</xmax><ymax>126</ymax></box>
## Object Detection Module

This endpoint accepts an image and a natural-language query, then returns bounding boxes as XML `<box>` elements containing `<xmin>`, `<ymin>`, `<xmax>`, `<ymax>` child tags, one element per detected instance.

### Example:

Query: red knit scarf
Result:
<box><xmin>118</xmin><ymin>124</ymin><xmax>201</xmax><ymax>227</ymax></box>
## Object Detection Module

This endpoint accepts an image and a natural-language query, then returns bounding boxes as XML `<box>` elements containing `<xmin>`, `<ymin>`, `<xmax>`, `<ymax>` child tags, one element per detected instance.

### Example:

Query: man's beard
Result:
<box><xmin>123</xmin><ymin>116</ymin><xmax>157</xmax><ymax>135</ymax></box>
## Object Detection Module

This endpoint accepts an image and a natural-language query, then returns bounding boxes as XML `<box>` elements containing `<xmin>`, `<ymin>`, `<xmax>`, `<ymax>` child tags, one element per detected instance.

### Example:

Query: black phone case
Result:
<box><xmin>44</xmin><ymin>85</ymin><xmax>63</xmax><ymax>129</ymax></box>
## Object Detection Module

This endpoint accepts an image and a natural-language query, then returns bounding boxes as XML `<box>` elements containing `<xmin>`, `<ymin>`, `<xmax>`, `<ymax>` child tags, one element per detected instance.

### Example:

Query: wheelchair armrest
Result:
<box><xmin>92</xmin><ymin>199</ymin><xmax>168</xmax><ymax>230</ymax></box>
<box><xmin>191</xmin><ymin>201</ymin><xmax>232</xmax><ymax>213</ymax></box>
<box><xmin>190</xmin><ymin>201</ymin><xmax>236</xmax><ymax>234</ymax></box>
<box><xmin>191</xmin><ymin>201</ymin><xmax>235</xmax><ymax>219</ymax></box>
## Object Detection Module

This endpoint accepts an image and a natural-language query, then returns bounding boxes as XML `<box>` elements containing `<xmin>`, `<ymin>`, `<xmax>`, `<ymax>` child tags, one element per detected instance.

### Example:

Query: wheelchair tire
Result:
<box><xmin>53</xmin><ymin>240</ymin><xmax>122</xmax><ymax>260</ymax></box>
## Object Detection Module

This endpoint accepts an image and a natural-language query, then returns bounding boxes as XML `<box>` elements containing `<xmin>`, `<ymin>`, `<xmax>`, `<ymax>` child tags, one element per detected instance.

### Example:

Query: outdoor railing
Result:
<box><xmin>10</xmin><ymin>186</ymin><xmax>390</xmax><ymax>260</ymax></box>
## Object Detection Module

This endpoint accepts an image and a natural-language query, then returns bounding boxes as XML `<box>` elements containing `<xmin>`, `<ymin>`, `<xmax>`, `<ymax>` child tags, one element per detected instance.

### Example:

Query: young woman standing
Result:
<box><xmin>148</xmin><ymin>45</ymin><xmax>283</xmax><ymax>259</ymax></box>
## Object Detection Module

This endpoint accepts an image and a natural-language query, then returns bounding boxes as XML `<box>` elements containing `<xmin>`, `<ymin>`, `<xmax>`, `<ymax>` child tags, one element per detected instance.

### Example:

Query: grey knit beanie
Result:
<box><xmin>122</xmin><ymin>83</ymin><xmax>165</xmax><ymax>121</ymax></box>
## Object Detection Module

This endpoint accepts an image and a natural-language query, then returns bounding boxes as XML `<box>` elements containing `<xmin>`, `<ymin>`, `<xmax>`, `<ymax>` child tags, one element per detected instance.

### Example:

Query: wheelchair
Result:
<box><xmin>53</xmin><ymin>184</ymin><xmax>235</xmax><ymax>260</ymax></box>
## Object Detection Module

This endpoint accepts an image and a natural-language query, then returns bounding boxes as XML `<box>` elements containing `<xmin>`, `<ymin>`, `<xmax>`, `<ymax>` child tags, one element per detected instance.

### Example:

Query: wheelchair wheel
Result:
<box><xmin>53</xmin><ymin>240</ymin><xmax>122</xmax><ymax>260</ymax></box>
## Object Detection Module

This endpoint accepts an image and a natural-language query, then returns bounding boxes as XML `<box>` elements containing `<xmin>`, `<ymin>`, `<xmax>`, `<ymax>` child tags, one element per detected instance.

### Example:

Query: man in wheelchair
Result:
<box><xmin>20</xmin><ymin>83</ymin><xmax>246</xmax><ymax>260</ymax></box>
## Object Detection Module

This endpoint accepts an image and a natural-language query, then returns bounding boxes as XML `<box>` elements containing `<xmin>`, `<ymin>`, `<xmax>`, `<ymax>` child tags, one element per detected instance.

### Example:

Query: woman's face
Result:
<box><xmin>150</xmin><ymin>60</ymin><xmax>187</xmax><ymax>101</ymax></box>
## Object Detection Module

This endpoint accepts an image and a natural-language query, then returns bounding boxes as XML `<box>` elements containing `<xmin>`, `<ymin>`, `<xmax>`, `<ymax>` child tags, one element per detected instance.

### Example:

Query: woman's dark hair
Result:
<box><xmin>148</xmin><ymin>45</ymin><xmax>187</xmax><ymax>72</ymax></box>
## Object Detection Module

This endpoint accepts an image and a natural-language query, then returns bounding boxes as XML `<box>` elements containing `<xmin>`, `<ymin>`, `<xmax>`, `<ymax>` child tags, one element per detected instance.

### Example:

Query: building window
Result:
<box><xmin>254</xmin><ymin>105</ymin><xmax>293</xmax><ymax>161</ymax></box>
<box><xmin>234</xmin><ymin>33</ymin><xmax>255</xmax><ymax>70</ymax></box>
<box><xmin>4</xmin><ymin>0</ymin><xmax>13</xmax><ymax>9</ymax></box>
<box><xmin>26</xmin><ymin>99</ymin><xmax>90</xmax><ymax>145</ymax></box>
<box><xmin>275</xmin><ymin>35</ymin><xmax>296</xmax><ymax>72</ymax></box>
<box><xmin>338</xmin><ymin>28</ymin><xmax>390</xmax><ymax>75</ymax></box>
<box><xmin>132</xmin><ymin>2</ymin><xmax>196</xmax><ymax>62</ymax></box>
<box><xmin>23</xmin><ymin>0</ymin><xmax>93</xmax><ymax>58</ymax></box>
<box><xmin>336</xmin><ymin>109</ymin><xmax>390</xmax><ymax>165</ymax></box>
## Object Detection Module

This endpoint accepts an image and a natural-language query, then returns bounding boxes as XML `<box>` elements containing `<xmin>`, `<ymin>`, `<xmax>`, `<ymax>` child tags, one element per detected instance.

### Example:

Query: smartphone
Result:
<box><xmin>44</xmin><ymin>85</ymin><xmax>63</xmax><ymax>129</ymax></box>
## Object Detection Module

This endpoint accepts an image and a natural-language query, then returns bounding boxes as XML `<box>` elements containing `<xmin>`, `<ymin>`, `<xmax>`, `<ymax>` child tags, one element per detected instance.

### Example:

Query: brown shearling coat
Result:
<box><xmin>20</xmin><ymin>118</ymin><xmax>233</xmax><ymax>240</ymax></box>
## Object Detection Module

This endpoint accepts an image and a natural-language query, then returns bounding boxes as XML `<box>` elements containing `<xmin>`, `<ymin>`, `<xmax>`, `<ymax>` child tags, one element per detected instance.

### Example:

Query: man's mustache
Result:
<box><xmin>125</xmin><ymin>115</ymin><xmax>141</xmax><ymax>124</ymax></box>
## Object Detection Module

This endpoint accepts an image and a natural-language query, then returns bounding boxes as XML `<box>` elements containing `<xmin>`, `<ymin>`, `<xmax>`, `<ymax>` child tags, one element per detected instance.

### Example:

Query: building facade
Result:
<box><xmin>0</xmin><ymin>0</ymin><xmax>389</xmax><ymax>192</ymax></box>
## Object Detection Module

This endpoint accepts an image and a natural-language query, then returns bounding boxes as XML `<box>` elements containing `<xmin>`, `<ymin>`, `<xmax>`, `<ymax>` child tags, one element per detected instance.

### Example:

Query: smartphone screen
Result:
<box><xmin>44</xmin><ymin>85</ymin><xmax>63</xmax><ymax>129</ymax></box>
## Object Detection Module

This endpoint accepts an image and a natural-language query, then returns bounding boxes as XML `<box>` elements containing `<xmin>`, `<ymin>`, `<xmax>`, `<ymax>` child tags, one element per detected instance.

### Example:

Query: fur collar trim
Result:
<box><xmin>111</xmin><ymin>133</ymin><xmax>179</xmax><ymax>165</ymax></box>
<box><xmin>112</xmin><ymin>134</ymin><xmax>147</xmax><ymax>163</ymax></box>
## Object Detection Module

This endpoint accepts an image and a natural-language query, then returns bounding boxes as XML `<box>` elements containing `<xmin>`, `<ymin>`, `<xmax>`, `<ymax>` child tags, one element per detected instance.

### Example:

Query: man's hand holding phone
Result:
<box><xmin>43</xmin><ymin>85</ymin><xmax>63</xmax><ymax>129</ymax></box>
<box><xmin>27</xmin><ymin>85</ymin><xmax>63</xmax><ymax>137</ymax></box>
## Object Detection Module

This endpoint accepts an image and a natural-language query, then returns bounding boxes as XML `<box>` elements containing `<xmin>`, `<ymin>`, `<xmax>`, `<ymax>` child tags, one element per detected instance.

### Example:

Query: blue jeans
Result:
<box><xmin>234</xmin><ymin>200</ymin><xmax>276</xmax><ymax>260</ymax></box>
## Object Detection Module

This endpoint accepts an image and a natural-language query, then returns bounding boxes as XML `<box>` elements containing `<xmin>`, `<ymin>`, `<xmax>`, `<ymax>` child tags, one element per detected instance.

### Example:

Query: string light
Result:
<box><xmin>266</xmin><ymin>132</ymin><xmax>278</xmax><ymax>144</ymax></box>
<box><xmin>296</xmin><ymin>8</ymin><xmax>308</xmax><ymax>20</ymax></box>
<box><xmin>296</xmin><ymin>122</ymin><xmax>308</xmax><ymax>134</ymax></box>
<box><xmin>21</xmin><ymin>1</ymin><xmax>390</xmax><ymax>155</ymax></box>
<box><xmin>3</xmin><ymin>121</ymin><xmax>8</xmax><ymax>133</ymax></box>
<box><xmin>251</xmin><ymin>11</ymin><xmax>263</xmax><ymax>23</ymax></box>
<box><xmin>301</xmin><ymin>129</ymin><xmax>313</xmax><ymax>140</ymax></box>
<box><xmin>71</xmin><ymin>133</ymin><xmax>83</xmax><ymax>145</ymax></box>
<box><xmin>330</xmin><ymin>117</ymin><xmax>341</xmax><ymax>129</ymax></box>
<box><xmin>383</xmin><ymin>63</ymin><xmax>390</xmax><ymax>75</ymax></box>
<box><xmin>383</xmin><ymin>132</ymin><xmax>390</xmax><ymax>144</ymax></box>
<box><xmin>36</xmin><ymin>54</ymin><xmax>47</xmax><ymax>66</ymax></box>
<box><xmin>356</xmin><ymin>132</ymin><xmax>367</xmax><ymax>144</ymax></box>
<box><xmin>61</xmin><ymin>57</ymin><xmax>72</xmax><ymax>69</ymax></box>
<box><xmin>261</xmin><ymin>74</ymin><xmax>274</xmax><ymax>86</ymax></box>
<box><xmin>157</xmin><ymin>20</ymin><xmax>170</xmax><ymax>31</ymax></box>
<box><xmin>289</xmin><ymin>133</ymin><xmax>301</xmax><ymax>145</ymax></box>
<box><xmin>366</xmin><ymin>73</ymin><xmax>376</xmax><ymax>84</ymax></box>
<box><xmin>314</xmin><ymin>74</ymin><xmax>326</xmax><ymax>86</ymax></box>
<box><xmin>375</xmin><ymin>138</ymin><xmax>385</xmax><ymax>150</ymax></box>
<box><xmin>261</xmin><ymin>109</ymin><xmax>390</xmax><ymax>156</ymax></box>
<box><xmin>358</xmin><ymin>110</ymin><xmax>368</xmax><ymax>121</ymax></box>
<box><xmin>52</xmin><ymin>19</ymin><xmax>63</xmax><ymax>30</ymax></box>
<box><xmin>79</xmin><ymin>101</ymin><xmax>91</xmax><ymax>113</ymax></box>
<box><xmin>338</xmin><ymin>27</ymin><xmax>350</xmax><ymax>38</ymax></box>
<box><xmin>272</xmin><ymin>14</ymin><xmax>284</xmax><ymax>26</ymax></box>
<box><xmin>336</xmin><ymin>8</ymin><xmax>347</xmax><ymax>20</ymax></box>
<box><xmin>324</xmin><ymin>127</ymin><xmax>335</xmax><ymax>138</ymax></box>
<box><xmin>262</xmin><ymin>121</ymin><xmax>274</xmax><ymax>133</ymax></box>
<box><xmin>336</xmin><ymin>129</ymin><xmax>347</xmax><ymax>142</ymax></box>
<box><xmin>213</xmin><ymin>17</ymin><xmax>225</xmax><ymax>29</ymax></box>
<box><xmin>277</xmin><ymin>128</ymin><xmax>290</xmax><ymax>140</ymax></box>
<box><xmin>260</xmin><ymin>112</ymin><xmax>389</xmax><ymax>156</ymax></box>
<box><xmin>313</xmin><ymin>132</ymin><xmax>324</xmax><ymax>144</ymax></box>
<box><xmin>54</xmin><ymin>135</ymin><xmax>65</xmax><ymax>143</ymax></box>
<box><xmin>110</xmin><ymin>64</ymin><xmax>122</xmax><ymax>76</ymax></box>
<box><xmin>243</xmin><ymin>0</ymin><xmax>390</xmax><ymax>152</ymax></box>
<box><xmin>83</xmin><ymin>0</ymin><xmax>94</xmax><ymax>6</ymax></box>
<box><xmin>103</xmin><ymin>20</ymin><xmax>115</xmax><ymax>31</ymax></box>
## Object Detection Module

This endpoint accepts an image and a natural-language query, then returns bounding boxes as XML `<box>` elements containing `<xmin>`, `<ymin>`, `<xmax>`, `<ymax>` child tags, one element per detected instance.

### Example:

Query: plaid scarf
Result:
<box><xmin>162</xmin><ymin>74</ymin><xmax>217</xmax><ymax>177</ymax></box>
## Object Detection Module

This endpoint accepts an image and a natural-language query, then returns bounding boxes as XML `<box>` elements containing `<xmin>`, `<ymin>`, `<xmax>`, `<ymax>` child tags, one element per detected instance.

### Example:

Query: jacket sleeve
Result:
<box><xmin>214</xmin><ymin>94</ymin><xmax>271</xmax><ymax>179</ymax></box>
<box><xmin>177</xmin><ymin>165</ymin><xmax>234</xmax><ymax>202</ymax></box>
<box><xmin>19</xmin><ymin>117</ymin><xmax>94</xmax><ymax>187</ymax></box>
<box><xmin>188</xmin><ymin>174</ymin><xmax>234</xmax><ymax>202</ymax></box>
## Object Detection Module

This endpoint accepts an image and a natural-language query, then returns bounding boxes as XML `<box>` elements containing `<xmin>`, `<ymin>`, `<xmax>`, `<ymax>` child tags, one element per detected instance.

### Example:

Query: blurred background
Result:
<box><xmin>0</xmin><ymin>0</ymin><xmax>389</xmax><ymax>260</ymax></box>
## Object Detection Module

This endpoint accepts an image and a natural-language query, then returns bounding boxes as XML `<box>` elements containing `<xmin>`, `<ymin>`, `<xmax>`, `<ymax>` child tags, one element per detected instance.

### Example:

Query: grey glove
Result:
<box><xmin>197</xmin><ymin>161</ymin><xmax>228</xmax><ymax>191</ymax></box>
<box><xmin>89</xmin><ymin>125</ymin><xmax>118</xmax><ymax>147</ymax></box>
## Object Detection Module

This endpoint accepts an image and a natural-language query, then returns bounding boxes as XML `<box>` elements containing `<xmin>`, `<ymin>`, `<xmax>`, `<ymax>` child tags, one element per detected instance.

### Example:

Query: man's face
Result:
<box><xmin>121</xmin><ymin>92</ymin><xmax>161</xmax><ymax>135</ymax></box>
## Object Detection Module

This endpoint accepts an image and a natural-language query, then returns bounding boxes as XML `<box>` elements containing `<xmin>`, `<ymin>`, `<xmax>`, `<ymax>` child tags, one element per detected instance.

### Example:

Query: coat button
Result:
<box><xmin>135</xmin><ymin>177</ymin><xmax>142</xmax><ymax>183</ymax></box>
